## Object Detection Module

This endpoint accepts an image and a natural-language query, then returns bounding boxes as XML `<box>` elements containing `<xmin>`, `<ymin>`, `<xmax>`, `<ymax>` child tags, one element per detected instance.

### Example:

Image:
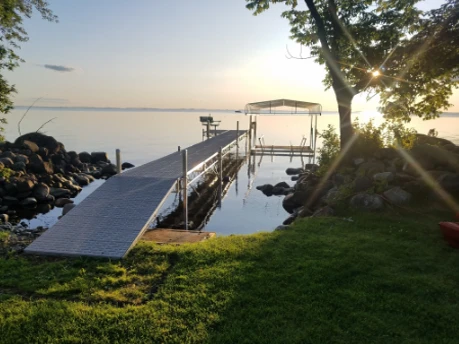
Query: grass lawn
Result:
<box><xmin>1</xmin><ymin>210</ymin><xmax>459</xmax><ymax>343</ymax></box>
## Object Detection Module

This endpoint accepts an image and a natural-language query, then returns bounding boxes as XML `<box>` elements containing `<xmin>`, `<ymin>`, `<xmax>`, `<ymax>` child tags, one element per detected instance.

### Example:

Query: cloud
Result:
<box><xmin>43</xmin><ymin>64</ymin><xmax>75</xmax><ymax>72</ymax></box>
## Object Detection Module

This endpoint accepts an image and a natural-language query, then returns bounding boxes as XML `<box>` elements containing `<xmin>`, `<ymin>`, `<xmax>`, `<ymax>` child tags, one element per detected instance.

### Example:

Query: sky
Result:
<box><xmin>5</xmin><ymin>0</ymin><xmax>459</xmax><ymax>111</ymax></box>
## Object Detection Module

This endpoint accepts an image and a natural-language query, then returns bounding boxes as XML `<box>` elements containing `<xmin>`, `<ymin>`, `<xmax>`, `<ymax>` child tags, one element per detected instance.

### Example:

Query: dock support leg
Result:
<box><xmin>236</xmin><ymin>121</ymin><xmax>239</xmax><ymax>147</ymax></box>
<box><xmin>218</xmin><ymin>147</ymin><xmax>223</xmax><ymax>207</ymax></box>
<box><xmin>182</xmin><ymin>149</ymin><xmax>188</xmax><ymax>230</ymax></box>
<box><xmin>116</xmin><ymin>149</ymin><xmax>121</xmax><ymax>174</ymax></box>
<box><xmin>206</xmin><ymin>122</ymin><xmax>210</xmax><ymax>139</ymax></box>
<box><xmin>253</xmin><ymin>116</ymin><xmax>257</xmax><ymax>148</ymax></box>
<box><xmin>248</xmin><ymin>115</ymin><xmax>252</xmax><ymax>151</ymax></box>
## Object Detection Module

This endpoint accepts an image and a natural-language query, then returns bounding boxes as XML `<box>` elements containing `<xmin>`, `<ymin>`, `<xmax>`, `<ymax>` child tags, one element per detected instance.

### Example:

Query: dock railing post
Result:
<box><xmin>218</xmin><ymin>147</ymin><xmax>223</xmax><ymax>207</ymax></box>
<box><xmin>116</xmin><ymin>149</ymin><xmax>121</xmax><ymax>174</ymax></box>
<box><xmin>182</xmin><ymin>149</ymin><xmax>188</xmax><ymax>230</ymax></box>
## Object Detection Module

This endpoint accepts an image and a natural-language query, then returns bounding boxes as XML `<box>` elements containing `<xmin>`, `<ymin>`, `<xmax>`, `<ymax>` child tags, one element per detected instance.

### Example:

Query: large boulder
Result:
<box><xmin>406</xmin><ymin>144</ymin><xmax>459</xmax><ymax>174</ymax></box>
<box><xmin>14</xmin><ymin>133</ymin><xmax>61</xmax><ymax>154</ymax></box>
<box><xmin>383</xmin><ymin>187</ymin><xmax>412</xmax><ymax>205</ymax></box>
<box><xmin>91</xmin><ymin>152</ymin><xmax>109</xmax><ymax>163</ymax></box>
<box><xmin>350</xmin><ymin>193</ymin><xmax>384</xmax><ymax>211</ymax></box>
<box><xmin>286</xmin><ymin>167</ymin><xmax>304</xmax><ymax>176</ymax></box>
<box><xmin>122</xmin><ymin>162</ymin><xmax>135</xmax><ymax>170</ymax></box>
<box><xmin>373</xmin><ymin>172</ymin><xmax>394</xmax><ymax>183</ymax></box>
<box><xmin>357</xmin><ymin>161</ymin><xmax>385</xmax><ymax>177</ymax></box>
<box><xmin>256</xmin><ymin>184</ymin><xmax>274</xmax><ymax>196</ymax></box>
<box><xmin>28</xmin><ymin>154</ymin><xmax>54</xmax><ymax>175</ymax></box>
<box><xmin>49</xmin><ymin>187</ymin><xmax>72</xmax><ymax>199</ymax></box>
<box><xmin>415</xmin><ymin>134</ymin><xmax>454</xmax><ymax>147</ymax></box>
<box><xmin>20</xmin><ymin>197</ymin><xmax>37</xmax><ymax>207</ymax></box>
<box><xmin>33</xmin><ymin>183</ymin><xmax>50</xmax><ymax>202</ymax></box>
<box><xmin>78</xmin><ymin>152</ymin><xmax>92</xmax><ymax>163</ymax></box>
<box><xmin>16</xmin><ymin>179</ymin><xmax>34</xmax><ymax>193</ymax></box>
<box><xmin>438</xmin><ymin>174</ymin><xmax>459</xmax><ymax>194</ymax></box>
<box><xmin>283</xmin><ymin>191</ymin><xmax>309</xmax><ymax>213</ymax></box>
<box><xmin>0</xmin><ymin>157</ymin><xmax>14</xmax><ymax>168</ymax></box>
<box><xmin>354</xmin><ymin>176</ymin><xmax>373</xmax><ymax>192</ymax></box>
<box><xmin>101</xmin><ymin>164</ymin><xmax>117</xmax><ymax>177</ymax></box>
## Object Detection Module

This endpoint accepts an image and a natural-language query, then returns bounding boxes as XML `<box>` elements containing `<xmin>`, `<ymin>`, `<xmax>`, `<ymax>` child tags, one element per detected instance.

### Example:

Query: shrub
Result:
<box><xmin>317</xmin><ymin>124</ymin><xmax>340</xmax><ymax>175</ymax></box>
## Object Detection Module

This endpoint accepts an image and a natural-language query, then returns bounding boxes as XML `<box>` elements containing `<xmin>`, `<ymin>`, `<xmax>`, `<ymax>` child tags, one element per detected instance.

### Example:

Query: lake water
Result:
<box><xmin>4</xmin><ymin>108</ymin><xmax>459</xmax><ymax>234</ymax></box>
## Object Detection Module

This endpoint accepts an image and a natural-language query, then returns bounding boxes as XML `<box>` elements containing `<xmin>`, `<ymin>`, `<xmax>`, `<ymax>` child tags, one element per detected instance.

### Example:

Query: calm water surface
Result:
<box><xmin>4</xmin><ymin>109</ymin><xmax>459</xmax><ymax>234</ymax></box>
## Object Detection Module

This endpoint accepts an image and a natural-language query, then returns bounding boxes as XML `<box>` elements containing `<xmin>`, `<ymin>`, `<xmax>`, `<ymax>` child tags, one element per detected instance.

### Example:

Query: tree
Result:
<box><xmin>0</xmin><ymin>0</ymin><xmax>57</xmax><ymax>133</ymax></box>
<box><xmin>245</xmin><ymin>0</ymin><xmax>459</xmax><ymax>148</ymax></box>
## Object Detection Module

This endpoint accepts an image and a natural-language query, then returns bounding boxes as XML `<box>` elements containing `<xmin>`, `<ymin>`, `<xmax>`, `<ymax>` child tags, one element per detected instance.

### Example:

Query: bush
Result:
<box><xmin>0</xmin><ymin>168</ymin><xmax>13</xmax><ymax>181</ymax></box>
<box><xmin>316</xmin><ymin>120</ymin><xmax>417</xmax><ymax>173</ymax></box>
<box><xmin>317</xmin><ymin>125</ymin><xmax>340</xmax><ymax>175</ymax></box>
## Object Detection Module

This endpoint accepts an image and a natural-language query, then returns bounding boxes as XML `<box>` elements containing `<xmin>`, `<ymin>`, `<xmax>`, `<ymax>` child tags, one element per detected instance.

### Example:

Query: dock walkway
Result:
<box><xmin>25</xmin><ymin>130</ymin><xmax>244</xmax><ymax>259</ymax></box>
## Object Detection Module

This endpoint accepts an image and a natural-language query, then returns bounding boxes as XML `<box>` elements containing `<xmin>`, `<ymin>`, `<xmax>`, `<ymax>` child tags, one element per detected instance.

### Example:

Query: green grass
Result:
<box><xmin>1</xmin><ymin>210</ymin><xmax>459</xmax><ymax>343</ymax></box>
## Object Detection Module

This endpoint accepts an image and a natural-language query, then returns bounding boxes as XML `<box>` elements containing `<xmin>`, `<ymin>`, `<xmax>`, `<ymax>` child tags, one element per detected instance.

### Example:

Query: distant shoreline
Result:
<box><xmin>11</xmin><ymin>106</ymin><xmax>459</xmax><ymax>117</ymax></box>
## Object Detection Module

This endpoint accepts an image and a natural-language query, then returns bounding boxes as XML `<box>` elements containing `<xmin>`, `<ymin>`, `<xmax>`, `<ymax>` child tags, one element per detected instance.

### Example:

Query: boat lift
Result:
<box><xmin>244</xmin><ymin>98</ymin><xmax>321</xmax><ymax>163</ymax></box>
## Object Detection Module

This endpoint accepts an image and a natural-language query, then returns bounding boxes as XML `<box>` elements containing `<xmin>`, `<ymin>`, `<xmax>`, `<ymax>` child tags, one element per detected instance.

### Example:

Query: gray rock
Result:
<box><xmin>91</xmin><ymin>152</ymin><xmax>109</xmax><ymax>163</ymax></box>
<box><xmin>373</xmin><ymin>172</ymin><xmax>394</xmax><ymax>183</ymax></box>
<box><xmin>323</xmin><ymin>187</ymin><xmax>339</xmax><ymax>205</ymax></box>
<box><xmin>20</xmin><ymin>197</ymin><xmax>37</xmax><ymax>207</ymax></box>
<box><xmin>17</xmin><ymin>179</ymin><xmax>35</xmax><ymax>193</ymax></box>
<box><xmin>354</xmin><ymin>176</ymin><xmax>373</xmax><ymax>192</ymax></box>
<box><xmin>74</xmin><ymin>174</ymin><xmax>90</xmax><ymax>186</ymax></box>
<box><xmin>12</xmin><ymin>161</ymin><xmax>26</xmax><ymax>172</ymax></box>
<box><xmin>286</xmin><ymin>167</ymin><xmax>304</xmax><ymax>175</ymax></box>
<box><xmin>0</xmin><ymin>157</ymin><xmax>14</xmax><ymax>168</ymax></box>
<box><xmin>14</xmin><ymin>132</ymin><xmax>61</xmax><ymax>154</ymax></box>
<box><xmin>353</xmin><ymin>158</ymin><xmax>365</xmax><ymax>166</ymax></box>
<box><xmin>291</xmin><ymin>175</ymin><xmax>300</xmax><ymax>181</ymax></box>
<box><xmin>78</xmin><ymin>151</ymin><xmax>92</xmax><ymax>163</ymax></box>
<box><xmin>272</xmin><ymin>186</ymin><xmax>286</xmax><ymax>196</ymax></box>
<box><xmin>350</xmin><ymin>193</ymin><xmax>384</xmax><ymax>211</ymax></box>
<box><xmin>283</xmin><ymin>191</ymin><xmax>308</xmax><ymax>213</ymax></box>
<box><xmin>357</xmin><ymin>161</ymin><xmax>385</xmax><ymax>176</ymax></box>
<box><xmin>311</xmin><ymin>206</ymin><xmax>335</xmax><ymax>217</ymax></box>
<box><xmin>33</xmin><ymin>183</ymin><xmax>50</xmax><ymax>201</ymax></box>
<box><xmin>438</xmin><ymin>174</ymin><xmax>459</xmax><ymax>193</ymax></box>
<box><xmin>283</xmin><ymin>214</ymin><xmax>296</xmax><ymax>225</ymax></box>
<box><xmin>0</xmin><ymin>214</ymin><xmax>9</xmax><ymax>223</ymax></box>
<box><xmin>55</xmin><ymin>198</ymin><xmax>74</xmax><ymax>208</ymax></box>
<box><xmin>101</xmin><ymin>164</ymin><xmax>117</xmax><ymax>176</ymax></box>
<box><xmin>3</xmin><ymin>196</ymin><xmax>19</xmax><ymax>206</ymax></box>
<box><xmin>28</xmin><ymin>154</ymin><xmax>54</xmax><ymax>175</ymax></box>
<box><xmin>122</xmin><ymin>162</ymin><xmax>135</xmax><ymax>170</ymax></box>
<box><xmin>274</xmin><ymin>182</ymin><xmax>290</xmax><ymax>189</ymax></box>
<box><xmin>14</xmin><ymin>154</ymin><xmax>29</xmax><ymax>164</ymax></box>
<box><xmin>49</xmin><ymin>187</ymin><xmax>72</xmax><ymax>199</ymax></box>
<box><xmin>383</xmin><ymin>187</ymin><xmax>412</xmax><ymax>205</ymax></box>
<box><xmin>22</xmin><ymin>140</ymin><xmax>39</xmax><ymax>153</ymax></box>
<box><xmin>256</xmin><ymin>184</ymin><xmax>274</xmax><ymax>196</ymax></box>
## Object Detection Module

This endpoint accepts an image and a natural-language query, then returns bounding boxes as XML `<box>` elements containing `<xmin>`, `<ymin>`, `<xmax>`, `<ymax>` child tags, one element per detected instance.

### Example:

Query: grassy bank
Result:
<box><xmin>1</xmin><ymin>209</ymin><xmax>459</xmax><ymax>343</ymax></box>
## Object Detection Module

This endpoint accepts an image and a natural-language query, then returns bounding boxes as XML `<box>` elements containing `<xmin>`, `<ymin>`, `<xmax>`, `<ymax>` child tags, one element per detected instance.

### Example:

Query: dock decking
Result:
<box><xmin>25</xmin><ymin>130</ymin><xmax>244</xmax><ymax>259</ymax></box>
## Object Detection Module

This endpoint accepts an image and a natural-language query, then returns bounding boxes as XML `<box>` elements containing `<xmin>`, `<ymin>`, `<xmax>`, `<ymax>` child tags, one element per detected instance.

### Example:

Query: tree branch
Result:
<box><xmin>285</xmin><ymin>45</ymin><xmax>314</xmax><ymax>59</ymax></box>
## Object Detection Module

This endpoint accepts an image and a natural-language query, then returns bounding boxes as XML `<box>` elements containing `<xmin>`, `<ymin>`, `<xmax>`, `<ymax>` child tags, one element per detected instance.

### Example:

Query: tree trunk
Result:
<box><xmin>336</xmin><ymin>92</ymin><xmax>354</xmax><ymax>149</ymax></box>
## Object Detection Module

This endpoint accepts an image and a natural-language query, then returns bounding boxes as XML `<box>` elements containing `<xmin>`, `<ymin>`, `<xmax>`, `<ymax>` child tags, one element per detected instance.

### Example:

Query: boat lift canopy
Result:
<box><xmin>244</xmin><ymin>98</ymin><xmax>322</xmax><ymax>115</ymax></box>
<box><xmin>243</xmin><ymin>99</ymin><xmax>321</xmax><ymax>162</ymax></box>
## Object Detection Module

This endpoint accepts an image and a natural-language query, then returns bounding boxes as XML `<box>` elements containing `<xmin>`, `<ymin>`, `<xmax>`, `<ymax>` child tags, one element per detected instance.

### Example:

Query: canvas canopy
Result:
<box><xmin>244</xmin><ymin>99</ymin><xmax>322</xmax><ymax>115</ymax></box>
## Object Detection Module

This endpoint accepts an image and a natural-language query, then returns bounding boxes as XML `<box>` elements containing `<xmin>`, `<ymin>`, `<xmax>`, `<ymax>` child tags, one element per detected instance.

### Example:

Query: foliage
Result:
<box><xmin>1</xmin><ymin>211</ymin><xmax>459</xmax><ymax>342</ymax></box>
<box><xmin>0</xmin><ymin>167</ymin><xmax>14</xmax><ymax>181</ymax></box>
<box><xmin>245</xmin><ymin>0</ymin><xmax>458</xmax><ymax>146</ymax></box>
<box><xmin>316</xmin><ymin>124</ymin><xmax>339</xmax><ymax>175</ymax></box>
<box><xmin>0</xmin><ymin>1</ymin><xmax>57</xmax><ymax>134</ymax></box>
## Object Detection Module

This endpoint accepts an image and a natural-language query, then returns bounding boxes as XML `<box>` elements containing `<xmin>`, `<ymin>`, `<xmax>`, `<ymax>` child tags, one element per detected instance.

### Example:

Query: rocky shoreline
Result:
<box><xmin>257</xmin><ymin>134</ymin><xmax>459</xmax><ymax>228</ymax></box>
<box><xmin>0</xmin><ymin>132</ymin><xmax>134</xmax><ymax>224</ymax></box>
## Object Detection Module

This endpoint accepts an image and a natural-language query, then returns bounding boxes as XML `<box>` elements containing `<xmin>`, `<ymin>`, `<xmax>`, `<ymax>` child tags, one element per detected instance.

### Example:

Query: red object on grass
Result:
<box><xmin>439</xmin><ymin>222</ymin><xmax>459</xmax><ymax>248</ymax></box>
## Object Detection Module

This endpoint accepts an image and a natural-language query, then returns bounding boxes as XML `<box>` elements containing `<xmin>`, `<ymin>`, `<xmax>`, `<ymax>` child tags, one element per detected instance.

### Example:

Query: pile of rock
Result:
<box><xmin>256</xmin><ymin>134</ymin><xmax>459</xmax><ymax>228</ymax></box>
<box><xmin>0</xmin><ymin>220</ymin><xmax>48</xmax><ymax>254</ymax></box>
<box><xmin>0</xmin><ymin>132</ymin><xmax>135</xmax><ymax>220</ymax></box>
